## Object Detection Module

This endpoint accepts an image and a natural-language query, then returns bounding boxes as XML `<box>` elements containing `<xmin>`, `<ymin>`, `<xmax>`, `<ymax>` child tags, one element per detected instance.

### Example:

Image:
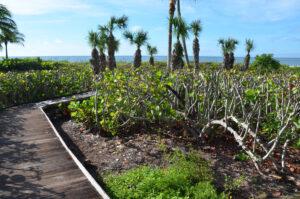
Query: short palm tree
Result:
<box><xmin>104</xmin><ymin>15</ymin><xmax>128</xmax><ymax>71</ymax></box>
<box><xmin>190</xmin><ymin>20</ymin><xmax>202</xmax><ymax>69</ymax></box>
<box><xmin>0</xmin><ymin>28</ymin><xmax>25</xmax><ymax>59</ymax></box>
<box><xmin>228</xmin><ymin>38</ymin><xmax>238</xmax><ymax>69</ymax></box>
<box><xmin>88</xmin><ymin>30</ymin><xmax>100</xmax><ymax>75</ymax></box>
<box><xmin>124</xmin><ymin>30</ymin><xmax>148</xmax><ymax>68</ymax></box>
<box><xmin>244</xmin><ymin>39</ymin><xmax>254</xmax><ymax>70</ymax></box>
<box><xmin>172</xmin><ymin>17</ymin><xmax>189</xmax><ymax>70</ymax></box>
<box><xmin>98</xmin><ymin>25</ymin><xmax>109</xmax><ymax>73</ymax></box>
<box><xmin>218</xmin><ymin>38</ymin><xmax>229</xmax><ymax>69</ymax></box>
<box><xmin>146</xmin><ymin>44</ymin><xmax>158</xmax><ymax>66</ymax></box>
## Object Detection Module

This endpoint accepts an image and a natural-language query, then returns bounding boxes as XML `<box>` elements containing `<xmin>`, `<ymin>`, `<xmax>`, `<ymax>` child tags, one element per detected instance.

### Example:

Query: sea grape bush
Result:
<box><xmin>0</xmin><ymin>57</ymin><xmax>70</xmax><ymax>71</ymax></box>
<box><xmin>69</xmin><ymin>66</ymin><xmax>182</xmax><ymax>135</ymax></box>
<box><xmin>0</xmin><ymin>68</ymin><xmax>93</xmax><ymax>108</ymax></box>
<box><xmin>69</xmin><ymin>65</ymin><xmax>300</xmax><ymax>174</ymax></box>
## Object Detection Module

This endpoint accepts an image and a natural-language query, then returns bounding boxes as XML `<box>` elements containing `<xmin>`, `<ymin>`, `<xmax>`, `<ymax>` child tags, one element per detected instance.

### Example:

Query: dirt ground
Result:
<box><xmin>47</xmin><ymin>107</ymin><xmax>300</xmax><ymax>199</ymax></box>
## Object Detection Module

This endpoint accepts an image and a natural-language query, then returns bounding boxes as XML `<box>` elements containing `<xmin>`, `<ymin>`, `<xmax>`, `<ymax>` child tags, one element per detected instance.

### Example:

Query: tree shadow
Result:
<box><xmin>0</xmin><ymin>107</ymin><xmax>65</xmax><ymax>198</ymax></box>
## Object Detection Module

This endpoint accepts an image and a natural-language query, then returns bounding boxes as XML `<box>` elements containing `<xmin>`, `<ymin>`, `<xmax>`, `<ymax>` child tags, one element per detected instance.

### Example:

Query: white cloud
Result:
<box><xmin>43</xmin><ymin>41</ymin><xmax>49</xmax><ymax>46</ymax></box>
<box><xmin>0</xmin><ymin>0</ymin><xmax>90</xmax><ymax>15</ymax></box>
<box><xmin>55</xmin><ymin>39</ymin><xmax>63</xmax><ymax>44</ymax></box>
<box><xmin>131</xmin><ymin>26</ymin><xmax>142</xmax><ymax>32</ymax></box>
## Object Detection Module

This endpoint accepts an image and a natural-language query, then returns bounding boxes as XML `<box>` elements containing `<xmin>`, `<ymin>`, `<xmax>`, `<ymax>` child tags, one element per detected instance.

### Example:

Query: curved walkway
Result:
<box><xmin>0</xmin><ymin>93</ymin><xmax>103</xmax><ymax>199</ymax></box>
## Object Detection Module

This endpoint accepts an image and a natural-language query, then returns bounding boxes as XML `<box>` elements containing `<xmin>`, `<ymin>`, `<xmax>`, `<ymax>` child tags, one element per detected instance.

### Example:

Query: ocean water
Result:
<box><xmin>4</xmin><ymin>56</ymin><xmax>300</xmax><ymax>66</ymax></box>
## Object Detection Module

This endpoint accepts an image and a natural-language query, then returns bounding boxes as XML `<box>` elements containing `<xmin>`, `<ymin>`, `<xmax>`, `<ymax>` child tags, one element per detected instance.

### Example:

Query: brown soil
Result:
<box><xmin>46</xmin><ymin>107</ymin><xmax>300</xmax><ymax>199</ymax></box>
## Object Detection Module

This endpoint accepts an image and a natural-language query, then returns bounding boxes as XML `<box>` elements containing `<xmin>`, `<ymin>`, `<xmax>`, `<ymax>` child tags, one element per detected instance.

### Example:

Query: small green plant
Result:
<box><xmin>224</xmin><ymin>174</ymin><xmax>247</xmax><ymax>197</ymax></box>
<box><xmin>233</xmin><ymin>153</ymin><xmax>250</xmax><ymax>161</ymax></box>
<box><xmin>104</xmin><ymin>151</ymin><xmax>226</xmax><ymax>199</ymax></box>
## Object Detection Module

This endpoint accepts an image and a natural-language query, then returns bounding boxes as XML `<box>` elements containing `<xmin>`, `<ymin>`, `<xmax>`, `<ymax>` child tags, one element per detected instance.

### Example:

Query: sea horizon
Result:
<box><xmin>2</xmin><ymin>56</ymin><xmax>300</xmax><ymax>66</ymax></box>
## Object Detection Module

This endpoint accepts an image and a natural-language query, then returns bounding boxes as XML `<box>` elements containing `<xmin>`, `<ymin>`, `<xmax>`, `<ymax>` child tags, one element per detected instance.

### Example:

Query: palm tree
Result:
<box><xmin>0</xmin><ymin>4</ymin><xmax>16</xmax><ymax>33</ymax></box>
<box><xmin>98</xmin><ymin>25</ymin><xmax>109</xmax><ymax>73</ymax></box>
<box><xmin>218</xmin><ymin>38</ymin><xmax>229</xmax><ymax>69</ymax></box>
<box><xmin>228</xmin><ymin>38</ymin><xmax>238</xmax><ymax>69</ymax></box>
<box><xmin>0</xmin><ymin>28</ymin><xmax>25</xmax><ymax>59</ymax></box>
<box><xmin>124</xmin><ymin>30</ymin><xmax>148</xmax><ymax>68</ymax></box>
<box><xmin>88</xmin><ymin>30</ymin><xmax>100</xmax><ymax>75</ymax></box>
<box><xmin>172</xmin><ymin>17</ymin><xmax>188</xmax><ymax>70</ymax></box>
<box><xmin>146</xmin><ymin>44</ymin><xmax>158</xmax><ymax>66</ymax></box>
<box><xmin>104</xmin><ymin>15</ymin><xmax>128</xmax><ymax>71</ymax></box>
<box><xmin>176</xmin><ymin>0</ymin><xmax>191</xmax><ymax>68</ymax></box>
<box><xmin>244</xmin><ymin>39</ymin><xmax>254</xmax><ymax>71</ymax></box>
<box><xmin>190</xmin><ymin>20</ymin><xmax>202</xmax><ymax>69</ymax></box>
<box><xmin>167</xmin><ymin>0</ymin><xmax>176</xmax><ymax>72</ymax></box>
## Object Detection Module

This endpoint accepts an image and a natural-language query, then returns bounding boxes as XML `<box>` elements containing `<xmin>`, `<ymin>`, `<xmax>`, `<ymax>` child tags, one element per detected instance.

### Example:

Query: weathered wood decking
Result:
<box><xmin>0</xmin><ymin>105</ymin><xmax>101</xmax><ymax>199</ymax></box>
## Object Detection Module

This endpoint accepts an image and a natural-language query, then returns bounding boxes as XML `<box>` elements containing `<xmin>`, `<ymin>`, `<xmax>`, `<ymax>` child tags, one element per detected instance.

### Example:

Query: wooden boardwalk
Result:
<box><xmin>0</xmin><ymin>106</ymin><xmax>102</xmax><ymax>199</ymax></box>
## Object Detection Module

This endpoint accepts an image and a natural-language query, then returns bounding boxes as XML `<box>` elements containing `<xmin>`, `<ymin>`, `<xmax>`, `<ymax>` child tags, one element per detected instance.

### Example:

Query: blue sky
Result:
<box><xmin>1</xmin><ymin>0</ymin><xmax>300</xmax><ymax>57</ymax></box>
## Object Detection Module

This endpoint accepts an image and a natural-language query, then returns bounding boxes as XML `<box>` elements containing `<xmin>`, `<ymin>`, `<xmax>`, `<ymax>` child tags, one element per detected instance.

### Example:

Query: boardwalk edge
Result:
<box><xmin>40</xmin><ymin>106</ymin><xmax>110</xmax><ymax>199</ymax></box>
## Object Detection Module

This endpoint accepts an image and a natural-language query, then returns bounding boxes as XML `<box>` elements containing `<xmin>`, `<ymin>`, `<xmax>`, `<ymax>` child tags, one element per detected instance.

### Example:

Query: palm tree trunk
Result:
<box><xmin>99</xmin><ymin>50</ymin><xmax>106</xmax><ymax>73</ymax></box>
<box><xmin>244</xmin><ymin>53</ymin><xmax>250</xmax><ymax>71</ymax></box>
<box><xmin>133</xmin><ymin>48</ymin><xmax>141</xmax><ymax>68</ymax></box>
<box><xmin>167</xmin><ymin>0</ymin><xmax>175</xmax><ymax>72</ymax></box>
<box><xmin>172</xmin><ymin>40</ymin><xmax>184</xmax><ymax>70</ymax></box>
<box><xmin>107</xmin><ymin>33</ymin><xmax>116</xmax><ymax>71</ymax></box>
<box><xmin>90</xmin><ymin>48</ymin><xmax>100</xmax><ymax>75</ymax></box>
<box><xmin>149</xmin><ymin>55</ymin><xmax>154</xmax><ymax>66</ymax></box>
<box><xmin>193</xmin><ymin>37</ymin><xmax>199</xmax><ymax>69</ymax></box>
<box><xmin>229</xmin><ymin>52</ymin><xmax>234</xmax><ymax>69</ymax></box>
<box><xmin>5</xmin><ymin>41</ymin><xmax>8</xmax><ymax>59</ymax></box>
<box><xmin>177</xmin><ymin>0</ymin><xmax>190</xmax><ymax>68</ymax></box>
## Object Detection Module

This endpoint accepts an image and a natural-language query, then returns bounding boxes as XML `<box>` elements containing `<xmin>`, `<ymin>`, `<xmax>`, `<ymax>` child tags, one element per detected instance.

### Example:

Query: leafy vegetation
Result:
<box><xmin>251</xmin><ymin>54</ymin><xmax>281</xmax><ymax>71</ymax></box>
<box><xmin>104</xmin><ymin>150</ymin><xmax>226</xmax><ymax>199</ymax></box>
<box><xmin>69</xmin><ymin>65</ymin><xmax>299</xmax><ymax>175</ymax></box>
<box><xmin>0</xmin><ymin>57</ymin><xmax>72</xmax><ymax>71</ymax></box>
<box><xmin>0</xmin><ymin>61</ymin><xmax>92</xmax><ymax>108</ymax></box>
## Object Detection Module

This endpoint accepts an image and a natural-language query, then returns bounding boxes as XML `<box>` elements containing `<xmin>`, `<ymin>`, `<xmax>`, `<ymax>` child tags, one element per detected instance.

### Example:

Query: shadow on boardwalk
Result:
<box><xmin>0</xmin><ymin>106</ymin><xmax>66</xmax><ymax>198</ymax></box>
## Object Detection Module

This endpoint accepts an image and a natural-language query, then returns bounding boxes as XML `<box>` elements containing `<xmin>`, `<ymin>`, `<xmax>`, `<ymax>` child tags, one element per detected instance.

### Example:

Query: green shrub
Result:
<box><xmin>0</xmin><ymin>57</ymin><xmax>77</xmax><ymax>71</ymax></box>
<box><xmin>104</xmin><ymin>151</ymin><xmax>226</xmax><ymax>199</ymax></box>
<box><xmin>0</xmin><ymin>67</ymin><xmax>93</xmax><ymax>109</ymax></box>
<box><xmin>250</xmin><ymin>54</ymin><xmax>281</xmax><ymax>71</ymax></box>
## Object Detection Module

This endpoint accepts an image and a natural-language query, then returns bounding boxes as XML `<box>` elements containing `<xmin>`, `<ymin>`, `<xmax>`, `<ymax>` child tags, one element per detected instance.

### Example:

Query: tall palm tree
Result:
<box><xmin>190</xmin><ymin>20</ymin><xmax>202</xmax><ymax>69</ymax></box>
<box><xmin>228</xmin><ymin>38</ymin><xmax>238</xmax><ymax>69</ymax></box>
<box><xmin>244</xmin><ymin>39</ymin><xmax>254</xmax><ymax>71</ymax></box>
<box><xmin>124</xmin><ymin>30</ymin><xmax>148</xmax><ymax>68</ymax></box>
<box><xmin>0</xmin><ymin>28</ymin><xmax>24</xmax><ymax>59</ymax></box>
<box><xmin>176</xmin><ymin>0</ymin><xmax>191</xmax><ymax>68</ymax></box>
<box><xmin>167</xmin><ymin>0</ymin><xmax>176</xmax><ymax>72</ymax></box>
<box><xmin>104</xmin><ymin>15</ymin><xmax>128</xmax><ymax>71</ymax></box>
<box><xmin>88</xmin><ymin>30</ymin><xmax>100</xmax><ymax>75</ymax></box>
<box><xmin>146</xmin><ymin>44</ymin><xmax>158</xmax><ymax>66</ymax></box>
<box><xmin>0</xmin><ymin>4</ymin><xmax>16</xmax><ymax>33</ymax></box>
<box><xmin>172</xmin><ymin>17</ymin><xmax>188</xmax><ymax>70</ymax></box>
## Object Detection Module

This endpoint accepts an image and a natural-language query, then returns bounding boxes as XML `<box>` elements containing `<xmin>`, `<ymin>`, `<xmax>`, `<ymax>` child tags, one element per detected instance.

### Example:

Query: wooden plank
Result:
<box><xmin>0</xmin><ymin>107</ymin><xmax>102</xmax><ymax>199</ymax></box>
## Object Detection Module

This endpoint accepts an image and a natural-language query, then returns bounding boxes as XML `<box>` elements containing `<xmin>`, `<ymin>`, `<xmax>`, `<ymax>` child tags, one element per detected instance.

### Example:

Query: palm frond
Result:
<box><xmin>246</xmin><ymin>39</ymin><xmax>254</xmax><ymax>53</ymax></box>
<box><xmin>134</xmin><ymin>30</ymin><xmax>148</xmax><ymax>48</ymax></box>
<box><xmin>190</xmin><ymin>19</ymin><xmax>202</xmax><ymax>37</ymax></box>
<box><xmin>87</xmin><ymin>30</ymin><xmax>99</xmax><ymax>49</ymax></box>
<box><xmin>147</xmin><ymin>44</ymin><xmax>158</xmax><ymax>56</ymax></box>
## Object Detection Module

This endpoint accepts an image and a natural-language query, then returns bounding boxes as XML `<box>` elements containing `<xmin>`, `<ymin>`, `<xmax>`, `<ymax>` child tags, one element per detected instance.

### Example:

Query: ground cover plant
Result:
<box><xmin>104</xmin><ymin>150</ymin><xmax>227</xmax><ymax>199</ymax></box>
<box><xmin>69</xmin><ymin>65</ymin><xmax>300</xmax><ymax>176</ymax></box>
<box><xmin>0</xmin><ymin>61</ymin><xmax>93</xmax><ymax>108</ymax></box>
